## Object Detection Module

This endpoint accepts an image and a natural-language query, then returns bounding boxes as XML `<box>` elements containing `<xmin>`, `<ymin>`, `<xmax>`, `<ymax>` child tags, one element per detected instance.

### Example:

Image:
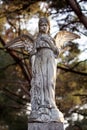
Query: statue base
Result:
<box><xmin>28</xmin><ymin>107</ymin><xmax>64</xmax><ymax>122</ymax></box>
<box><xmin>28</xmin><ymin>122</ymin><xmax>64</xmax><ymax>130</ymax></box>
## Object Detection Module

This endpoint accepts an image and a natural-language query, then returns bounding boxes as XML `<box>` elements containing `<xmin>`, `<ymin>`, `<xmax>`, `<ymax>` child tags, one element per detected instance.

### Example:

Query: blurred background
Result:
<box><xmin>0</xmin><ymin>0</ymin><xmax>87</xmax><ymax>130</ymax></box>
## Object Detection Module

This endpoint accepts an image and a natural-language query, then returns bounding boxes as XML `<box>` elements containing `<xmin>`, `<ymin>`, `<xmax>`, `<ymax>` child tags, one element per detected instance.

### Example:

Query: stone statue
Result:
<box><xmin>6</xmin><ymin>17</ymin><xmax>80</xmax><ymax>123</ymax></box>
<box><xmin>29</xmin><ymin>18</ymin><xmax>63</xmax><ymax>122</ymax></box>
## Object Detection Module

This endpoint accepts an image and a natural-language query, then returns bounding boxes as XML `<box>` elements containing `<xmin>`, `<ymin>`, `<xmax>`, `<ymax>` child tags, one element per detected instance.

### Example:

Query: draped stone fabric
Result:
<box><xmin>29</xmin><ymin>33</ymin><xmax>64</xmax><ymax>122</ymax></box>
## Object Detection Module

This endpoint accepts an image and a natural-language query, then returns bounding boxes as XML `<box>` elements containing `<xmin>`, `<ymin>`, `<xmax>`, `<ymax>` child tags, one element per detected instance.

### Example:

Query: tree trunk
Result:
<box><xmin>66</xmin><ymin>0</ymin><xmax>87</xmax><ymax>29</ymax></box>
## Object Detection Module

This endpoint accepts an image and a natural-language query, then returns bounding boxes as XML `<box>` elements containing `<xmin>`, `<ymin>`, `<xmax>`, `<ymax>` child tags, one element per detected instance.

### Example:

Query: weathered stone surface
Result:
<box><xmin>29</xmin><ymin>17</ymin><xmax>64</xmax><ymax>122</ymax></box>
<box><xmin>28</xmin><ymin>122</ymin><xmax>64</xmax><ymax>130</ymax></box>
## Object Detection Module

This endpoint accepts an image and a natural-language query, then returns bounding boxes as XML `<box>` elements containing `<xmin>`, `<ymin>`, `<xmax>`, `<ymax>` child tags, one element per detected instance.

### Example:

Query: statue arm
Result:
<box><xmin>41</xmin><ymin>37</ymin><xmax>59</xmax><ymax>56</ymax></box>
<box><xmin>30</xmin><ymin>41</ymin><xmax>37</xmax><ymax>56</ymax></box>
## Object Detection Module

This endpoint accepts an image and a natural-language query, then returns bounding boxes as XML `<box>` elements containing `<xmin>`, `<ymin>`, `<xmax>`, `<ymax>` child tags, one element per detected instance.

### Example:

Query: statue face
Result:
<box><xmin>39</xmin><ymin>22</ymin><xmax>49</xmax><ymax>34</ymax></box>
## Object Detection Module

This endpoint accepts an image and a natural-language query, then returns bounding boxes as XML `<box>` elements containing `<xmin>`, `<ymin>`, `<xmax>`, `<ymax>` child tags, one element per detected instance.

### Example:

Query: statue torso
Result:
<box><xmin>36</xmin><ymin>33</ymin><xmax>55</xmax><ymax>50</ymax></box>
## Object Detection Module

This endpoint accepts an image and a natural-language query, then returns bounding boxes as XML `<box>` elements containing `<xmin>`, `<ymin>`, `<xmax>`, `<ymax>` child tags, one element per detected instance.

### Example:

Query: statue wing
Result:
<box><xmin>54</xmin><ymin>30</ymin><xmax>80</xmax><ymax>49</ymax></box>
<box><xmin>5</xmin><ymin>33</ymin><xmax>34</xmax><ymax>53</ymax></box>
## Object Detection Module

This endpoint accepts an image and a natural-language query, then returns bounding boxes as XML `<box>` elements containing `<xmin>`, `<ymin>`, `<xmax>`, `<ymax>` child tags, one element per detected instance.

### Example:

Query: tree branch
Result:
<box><xmin>71</xmin><ymin>59</ymin><xmax>87</xmax><ymax>69</ymax></box>
<box><xmin>57</xmin><ymin>65</ymin><xmax>87</xmax><ymax>76</ymax></box>
<box><xmin>0</xmin><ymin>36</ymin><xmax>32</xmax><ymax>84</ymax></box>
<box><xmin>3</xmin><ymin>87</ymin><xmax>30</xmax><ymax>103</ymax></box>
<box><xmin>73</xmin><ymin>93</ymin><xmax>87</xmax><ymax>97</ymax></box>
<box><xmin>66</xmin><ymin>0</ymin><xmax>87</xmax><ymax>29</ymax></box>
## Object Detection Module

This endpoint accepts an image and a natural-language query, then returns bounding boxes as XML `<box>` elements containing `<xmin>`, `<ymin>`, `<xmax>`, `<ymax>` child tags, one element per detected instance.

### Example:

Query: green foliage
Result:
<box><xmin>8</xmin><ymin>115</ymin><xmax>28</xmax><ymax>130</ymax></box>
<box><xmin>0</xmin><ymin>44</ymin><xmax>29</xmax><ymax>130</ymax></box>
<box><xmin>0</xmin><ymin>88</ymin><xmax>28</xmax><ymax>129</ymax></box>
<box><xmin>66</xmin><ymin>118</ymin><xmax>87</xmax><ymax>130</ymax></box>
<box><xmin>0</xmin><ymin>50</ymin><xmax>14</xmax><ymax>68</ymax></box>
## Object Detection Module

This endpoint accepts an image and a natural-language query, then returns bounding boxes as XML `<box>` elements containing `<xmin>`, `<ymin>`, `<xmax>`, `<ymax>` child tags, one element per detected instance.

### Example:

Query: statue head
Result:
<box><xmin>39</xmin><ymin>17</ymin><xmax>50</xmax><ymax>34</ymax></box>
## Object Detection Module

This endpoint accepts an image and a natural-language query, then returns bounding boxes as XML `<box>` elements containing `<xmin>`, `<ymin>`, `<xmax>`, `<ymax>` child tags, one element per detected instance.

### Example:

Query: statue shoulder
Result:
<box><xmin>35</xmin><ymin>34</ymin><xmax>51</xmax><ymax>49</ymax></box>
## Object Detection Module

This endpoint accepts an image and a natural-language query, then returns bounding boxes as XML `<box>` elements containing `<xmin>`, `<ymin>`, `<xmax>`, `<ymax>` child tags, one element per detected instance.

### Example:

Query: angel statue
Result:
<box><xmin>6</xmin><ymin>17</ymin><xmax>80</xmax><ymax>122</ymax></box>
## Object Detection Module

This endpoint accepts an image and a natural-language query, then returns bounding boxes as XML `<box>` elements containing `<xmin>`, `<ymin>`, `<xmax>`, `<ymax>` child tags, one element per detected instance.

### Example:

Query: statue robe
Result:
<box><xmin>29</xmin><ymin>34</ymin><xmax>64</xmax><ymax>122</ymax></box>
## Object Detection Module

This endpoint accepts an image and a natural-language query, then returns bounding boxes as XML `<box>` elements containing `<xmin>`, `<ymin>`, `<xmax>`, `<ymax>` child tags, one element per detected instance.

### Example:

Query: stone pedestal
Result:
<box><xmin>28</xmin><ymin>122</ymin><xmax>64</xmax><ymax>130</ymax></box>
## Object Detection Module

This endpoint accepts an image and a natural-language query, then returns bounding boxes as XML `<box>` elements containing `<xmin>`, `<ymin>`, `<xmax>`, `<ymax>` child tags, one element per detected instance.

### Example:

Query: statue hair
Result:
<box><xmin>38</xmin><ymin>17</ymin><xmax>50</xmax><ymax>34</ymax></box>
